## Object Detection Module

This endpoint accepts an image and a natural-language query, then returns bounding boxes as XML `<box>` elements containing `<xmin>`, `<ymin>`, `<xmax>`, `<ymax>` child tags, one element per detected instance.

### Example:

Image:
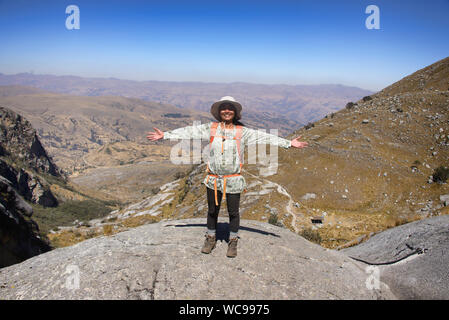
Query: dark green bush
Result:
<box><xmin>432</xmin><ymin>166</ymin><xmax>449</xmax><ymax>183</ymax></box>
<box><xmin>268</xmin><ymin>213</ymin><xmax>279</xmax><ymax>226</ymax></box>
<box><xmin>362</xmin><ymin>95</ymin><xmax>372</xmax><ymax>102</ymax></box>
<box><xmin>299</xmin><ymin>228</ymin><xmax>322</xmax><ymax>244</ymax></box>
<box><xmin>345</xmin><ymin>102</ymin><xmax>355</xmax><ymax>110</ymax></box>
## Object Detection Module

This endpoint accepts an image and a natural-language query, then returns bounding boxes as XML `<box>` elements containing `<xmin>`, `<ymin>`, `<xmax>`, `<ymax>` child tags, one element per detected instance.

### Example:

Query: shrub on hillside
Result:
<box><xmin>362</xmin><ymin>96</ymin><xmax>372</xmax><ymax>102</ymax></box>
<box><xmin>268</xmin><ymin>212</ymin><xmax>282</xmax><ymax>227</ymax></box>
<box><xmin>345</xmin><ymin>102</ymin><xmax>356</xmax><ymax>110</ymax></box>
<box><xmin>304</xmin><ymin>122</ymin><xmax>315</xmax><ymax>130</ymax></box>
<box><xmin>432</xmin><ymin>165</ymin><xmax>449</xmax><ymax>183</ymax></box>
<box><xmin>299</xmin><ymin>228</ymin><xmax>322</xmax><ymax>245</ymax></box>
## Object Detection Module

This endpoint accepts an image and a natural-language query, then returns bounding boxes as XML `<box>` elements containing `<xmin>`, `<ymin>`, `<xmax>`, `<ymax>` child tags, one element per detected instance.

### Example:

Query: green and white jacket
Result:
<box><xmin>164</xmin><ymin>122</ymin><xmax>291</xmax><ymax>194</ymax></box>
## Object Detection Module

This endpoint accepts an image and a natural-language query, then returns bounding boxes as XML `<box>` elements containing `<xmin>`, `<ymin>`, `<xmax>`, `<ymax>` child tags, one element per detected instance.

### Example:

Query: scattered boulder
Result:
<box><xmin>440</xmin><ymin>194</ymin><xmax>449</xmax><ymax>206</ymax></box>
<box><xmin>301</xmin><ymin>193</ymin><xmax>316</xmax><ymax>201</ymax></box>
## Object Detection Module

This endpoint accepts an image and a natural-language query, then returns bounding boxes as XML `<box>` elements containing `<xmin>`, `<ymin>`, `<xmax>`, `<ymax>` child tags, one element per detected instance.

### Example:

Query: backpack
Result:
<box><xmin>206</xmin><ymin>122</ymin><xmax>245</xmax><ymax>204</ymax></box>
<box><xmin>209</xmin><ymin>122</ymin><xmax>243</xmax><ymax>167</ymax></box>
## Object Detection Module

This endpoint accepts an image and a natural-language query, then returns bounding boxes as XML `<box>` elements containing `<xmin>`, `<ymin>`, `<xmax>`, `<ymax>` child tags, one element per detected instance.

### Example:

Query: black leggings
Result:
<box><xmin>206</xmin><ymin>187</ymin><xmax>240</xmax><ymax>233</ymax></box>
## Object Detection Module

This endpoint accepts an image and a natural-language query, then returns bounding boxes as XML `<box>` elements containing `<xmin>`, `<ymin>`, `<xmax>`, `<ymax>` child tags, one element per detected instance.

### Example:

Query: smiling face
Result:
<box><xmin>219</xmin><ymin>104</ymin><xmax>236</xmax><ymax>122</ymax></box>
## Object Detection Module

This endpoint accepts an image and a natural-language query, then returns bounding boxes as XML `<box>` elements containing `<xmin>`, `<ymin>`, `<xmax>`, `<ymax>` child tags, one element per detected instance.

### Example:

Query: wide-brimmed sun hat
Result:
<box><xmin>210</xmin><ymin>96</ymin><xmax>242</xmax><ymax>121</ymax></box>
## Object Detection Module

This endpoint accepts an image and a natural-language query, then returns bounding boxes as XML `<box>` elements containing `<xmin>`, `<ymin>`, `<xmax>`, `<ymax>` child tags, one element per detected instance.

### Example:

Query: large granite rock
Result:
<box><xmin>0</xmin><ymin>218</ymin><xmax>395</xmax><ymax>299</ymax></box>
<box><xmin>342</xmin><ymin>215</ymin><xmax>449</xmax><ymax>299</ymax></box>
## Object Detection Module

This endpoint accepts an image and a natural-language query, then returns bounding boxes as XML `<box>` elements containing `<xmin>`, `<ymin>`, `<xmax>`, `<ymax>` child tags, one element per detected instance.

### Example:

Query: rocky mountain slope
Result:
<box><xmin>0</xmin><ymin>218</ymin><xmax>395</xmax><ymax>300</ymax></box>
<box><xmin>0</xmin><ymin>74</ymin><xmax>373</xmax><ymax>125</ymax></box>
<box><xmin>0</xmin><ymin>106</ymin><xmax>60</xmax><ymax>267</ymax></box>
<box><xmin>0</xmin><ymin>176</ymin><xmax>51</xmax><ymax>268</ymax></box>
<box><xmin>0</xmin><ymin>106</ymin><xmax>60</xmax><ymax>206</ymax></box>
<box><xmin>0</xmin><ymin>105</ymin><xmax>125</xmax><ymax>267</ymax></box>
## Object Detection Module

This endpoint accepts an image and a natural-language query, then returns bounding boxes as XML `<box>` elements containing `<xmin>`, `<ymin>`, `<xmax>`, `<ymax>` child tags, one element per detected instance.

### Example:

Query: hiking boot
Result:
<box><xmin>201</xmin><ymin>234</ymin><xmax>216</xmax><ymax>254</ymax></box>
<box><xmin>226</xmin><ymin>238</ymin><xmax>238</xmax><ymax>258</ymax></box>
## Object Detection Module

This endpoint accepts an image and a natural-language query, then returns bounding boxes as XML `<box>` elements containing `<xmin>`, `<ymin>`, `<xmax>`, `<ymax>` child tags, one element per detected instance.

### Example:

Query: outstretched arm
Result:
<box><xmin>242</xmin><ymin>127</ymin><xmax>308</xmax><ymax>149</ymax></box>
<box><xmin>147</xmin><ymin>127</ymin><xmax>164</xmax><ymax>141</ymax></box>
<box><xmin>291</xmin><ymin>136</ymin><xmax>308</xmax><ymax>149</ymax></box>
<box><xmin>147</xmin><ymin>122</ymin><xmax>211</xmax><ymax>142</ymax></box>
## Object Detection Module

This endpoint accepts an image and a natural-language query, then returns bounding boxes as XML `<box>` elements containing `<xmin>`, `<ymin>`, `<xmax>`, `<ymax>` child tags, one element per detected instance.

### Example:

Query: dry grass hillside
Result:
<box><xmin>268</xmin><ymin>57</ymin><xmax>449</xmax><ymax>247</ymax></box>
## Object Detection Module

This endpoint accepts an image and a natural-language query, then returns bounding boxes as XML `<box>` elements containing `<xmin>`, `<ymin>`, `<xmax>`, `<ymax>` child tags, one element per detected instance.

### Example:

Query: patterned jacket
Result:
<box><xmin>163</xmin><ymin>122</ymin><xmax>291</xmax><ymax>194</ymax></box>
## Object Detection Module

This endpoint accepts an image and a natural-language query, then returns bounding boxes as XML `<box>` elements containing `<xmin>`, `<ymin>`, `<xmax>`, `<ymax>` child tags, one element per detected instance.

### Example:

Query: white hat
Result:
<box><xmin>210</xmin><ymin>96</ymin><xmax>242</xmax><ymax>121</ymax></box>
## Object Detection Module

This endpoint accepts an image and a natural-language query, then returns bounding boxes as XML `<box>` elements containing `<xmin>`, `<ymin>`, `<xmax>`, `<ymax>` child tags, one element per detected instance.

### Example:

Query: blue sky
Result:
<box><xmin>0</xmin><ymin>0</ymin><xmax>448</xmax><ymax>91</ymax></box>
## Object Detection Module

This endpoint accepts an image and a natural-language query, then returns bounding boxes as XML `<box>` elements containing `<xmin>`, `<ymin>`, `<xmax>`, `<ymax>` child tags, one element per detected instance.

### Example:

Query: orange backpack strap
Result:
<box><xmin>206</xmin><ymin>122</ymin><xmax>219</xmax><ymax>173</ymax></box>
<box><xmin>235</xmin><ymin>125</ymin><xmax>243</xmax><ymax>167</ymax></box>
<box><xmin>209</xmin><ymin>122</ymin><xmax>219</xmax><ymax>145</ymax></box>
<box><xmin>208</xmin><ymin>122</ymin><xmax>244</xmax><ymax>166</ymax></box>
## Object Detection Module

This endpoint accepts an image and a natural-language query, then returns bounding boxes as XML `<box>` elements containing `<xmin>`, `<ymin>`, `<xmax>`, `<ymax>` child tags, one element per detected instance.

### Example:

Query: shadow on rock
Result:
<box><xmin>167</xmin><ymin>222</ymin><xmax>281</xmax><ymax>242</ymax></box>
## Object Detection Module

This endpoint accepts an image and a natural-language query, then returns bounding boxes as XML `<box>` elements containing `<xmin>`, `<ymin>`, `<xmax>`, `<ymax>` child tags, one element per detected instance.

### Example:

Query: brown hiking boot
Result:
<box><xmin>201</xmin><ymin>234</ymin><xmax>216</xmax><ymax>254</ymax></box>
<box><xmin>226</xmin><ymin>238</ymin><xmax>238</xmax><ymax>258</ymax></box>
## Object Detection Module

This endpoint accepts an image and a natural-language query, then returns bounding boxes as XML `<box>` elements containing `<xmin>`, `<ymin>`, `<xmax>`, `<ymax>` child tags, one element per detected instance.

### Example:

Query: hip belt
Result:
<box><xmin>206</xmin><ymin>173</ymin><xmax>241</xmax><ymax>206</ymax></box>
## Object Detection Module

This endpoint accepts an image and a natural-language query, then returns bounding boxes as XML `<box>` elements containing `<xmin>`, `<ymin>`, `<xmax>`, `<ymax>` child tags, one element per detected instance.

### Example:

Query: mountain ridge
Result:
<box><xmin>0</xmin><ymin>73</ymin><xmax>372</xmax><ymax>125</ymax></box>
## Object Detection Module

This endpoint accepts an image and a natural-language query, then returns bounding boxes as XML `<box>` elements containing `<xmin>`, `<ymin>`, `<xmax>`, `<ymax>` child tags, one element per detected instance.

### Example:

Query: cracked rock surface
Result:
<box><xmin>0</xmin><ymin>218</ymin><xmax>395</xmax><ymax>300</ymax></box>
<box><xmin>342</xmin><ymin>215</ymin><xmax>449</xmax><ymax>299</ymax></box>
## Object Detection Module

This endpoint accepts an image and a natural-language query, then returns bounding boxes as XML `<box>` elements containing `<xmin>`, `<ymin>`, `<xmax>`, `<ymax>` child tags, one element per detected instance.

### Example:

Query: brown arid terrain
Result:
<box><xmin>48</xmin><ymin>57</ymin><xmax>449</xmax><ymax>250</ymax></box>
<box><xmin>0</xmin><ymin>86</ymin><xmax>302</xmax><ymax>204</ymax></box>
<box><xmin>0</xmin><ymin>87</ymin><xmax>211</xmax><ymax>173</ymax></box>
<box><xmin>0</xmin><ymin>74</ymin><xmax>372</xmax><ymax>125</ymax></box>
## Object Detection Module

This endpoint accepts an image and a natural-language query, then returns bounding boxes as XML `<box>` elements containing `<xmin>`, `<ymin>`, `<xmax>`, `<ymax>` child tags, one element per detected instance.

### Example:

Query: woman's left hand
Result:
<box><xmin>291</xmin><ymin>136</ymin><xmax>308</xmax><ymax>149</ymax></box>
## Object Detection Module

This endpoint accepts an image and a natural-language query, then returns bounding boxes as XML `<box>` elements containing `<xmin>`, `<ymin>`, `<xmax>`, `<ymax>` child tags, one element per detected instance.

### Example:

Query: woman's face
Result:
<box><xmin>219</xmin><ymin>105</ymin><xmax>235</xmax><ymax>122</ymax></box>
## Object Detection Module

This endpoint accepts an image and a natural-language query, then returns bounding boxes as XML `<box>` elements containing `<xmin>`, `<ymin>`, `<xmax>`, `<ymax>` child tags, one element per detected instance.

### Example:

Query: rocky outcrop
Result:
<box><xmin>342</xmin><ymin>215</ymin><xmax>449</xmax><ymax>299</ymax></box>
<box><xmin>0</xmin><ymin>106</ymin><xmax>59</xmax><ymax>268</ymax></box>
<box><xmin>0</xmin><ymin>106</ymin><xmax>59</xmax><ymax>207</ymax></box>
<box><xmin>0</xmin><ymin>159</ymin><xmax>57</xmax><ymax>207</ymax></box>
<box><xmin>0</xmin><ymin>106</ymin><xmax>60</xmax><ymax>177</ymax></box>
<box><xmin>0</xmin><ymin>176</ymin><xmax>51</xmax><ymax>268</ymax></box>
<box><xmin>0</xmin><ymin>218</ymin><xmax>395</xmax><ymax>299</ymax></box>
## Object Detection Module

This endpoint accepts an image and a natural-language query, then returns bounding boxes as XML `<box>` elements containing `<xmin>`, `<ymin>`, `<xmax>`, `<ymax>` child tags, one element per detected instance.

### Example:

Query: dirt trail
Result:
<box><xmin>245</xmin><ymin>170</ymin><xmax>302</xmax><ymax>233</ymax></box>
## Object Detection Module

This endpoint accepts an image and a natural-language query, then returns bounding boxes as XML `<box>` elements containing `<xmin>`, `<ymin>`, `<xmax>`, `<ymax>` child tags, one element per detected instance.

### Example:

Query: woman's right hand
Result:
<box><xmin>146</xmin><ymin>127</ymin><xmax>164</xmax><ymax>141</ymax></box>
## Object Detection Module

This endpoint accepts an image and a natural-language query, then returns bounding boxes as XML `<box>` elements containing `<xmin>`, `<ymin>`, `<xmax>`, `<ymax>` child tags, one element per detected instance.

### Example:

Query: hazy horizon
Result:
<box><xmin>0</xmin><ymin>71</ymin><xmax>377</xmax><ymax>92</ymax></box>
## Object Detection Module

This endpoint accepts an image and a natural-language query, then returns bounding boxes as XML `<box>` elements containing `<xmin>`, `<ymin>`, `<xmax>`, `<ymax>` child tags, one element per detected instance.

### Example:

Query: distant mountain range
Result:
<box><xmin>0</xmin><ymin>73</ymin><xmax>373</xmax><ymax>125</ymax></box>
